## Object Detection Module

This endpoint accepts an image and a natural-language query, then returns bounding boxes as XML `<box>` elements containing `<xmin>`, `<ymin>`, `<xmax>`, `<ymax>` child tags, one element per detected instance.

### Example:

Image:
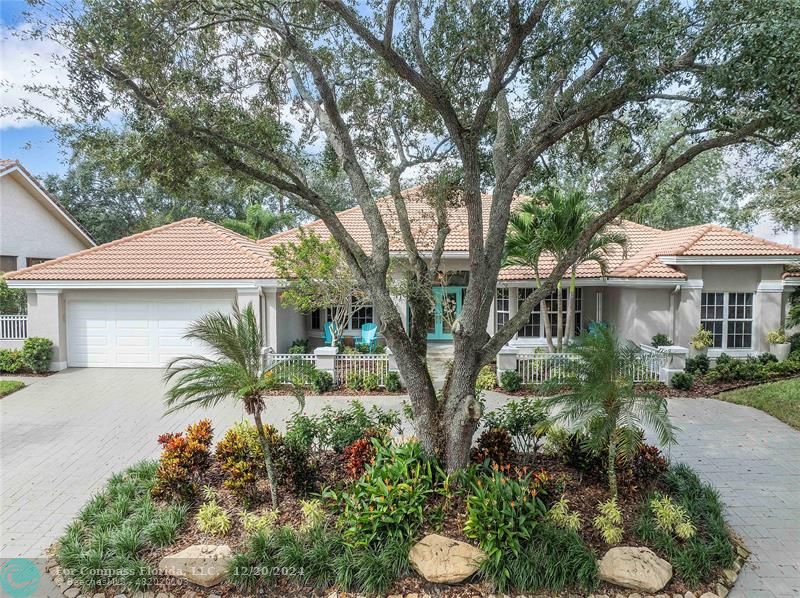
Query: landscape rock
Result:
<box><xmin>598</xmin><ymin>546</ymin><xmax>673</xmax><ymax>593</ymax></box>
<box><xmin>721</xmin><ymin>568</ymin><xmax>738</xmax><ymax>585</ymax></box>
<box><xmin>684</xmin><ymin>593</ymin><xmax>697</xmax><ymax>598</ymax></box>
<box><xmin>158</xmin><ymin>544</ymin><xmax>232</xmax><ymax>588</ymax></box>
<box><xmin>408</xmin><ymin>534</ymin><xmax>486</xmax><ymax>583</ymax></box>
<box><xmin>715</xmin><ymin>583</ymin><xmax>729</xmax><ymax>598</ymax></box>
<box><xmin>699</xmin><ymin>593</ymin><xmax>719</xmax><ymax>598</ymax></box>
<box><xmin>64</xmin><ymin>589</ymin><xmax>80</xmax><ymax>598</ymax></box>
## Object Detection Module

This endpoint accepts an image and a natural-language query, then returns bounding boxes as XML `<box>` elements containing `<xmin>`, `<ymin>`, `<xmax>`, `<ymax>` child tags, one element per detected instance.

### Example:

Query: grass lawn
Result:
<box><xmin>718</xmin><ymin>377</ymin><xmax>800</xmax><ymax>430</ymax></box>
<box><xmin>0</xmin><ymin>380</ymin><xmax>25</xmax><ymax>398</ymax></box>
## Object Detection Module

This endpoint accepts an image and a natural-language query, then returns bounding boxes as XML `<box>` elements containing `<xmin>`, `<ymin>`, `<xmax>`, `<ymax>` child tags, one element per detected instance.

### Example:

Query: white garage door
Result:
<box><xmin>67</xmin><ymin>297</ymin><xmax>232</xmax><ymax>367</ymax></box>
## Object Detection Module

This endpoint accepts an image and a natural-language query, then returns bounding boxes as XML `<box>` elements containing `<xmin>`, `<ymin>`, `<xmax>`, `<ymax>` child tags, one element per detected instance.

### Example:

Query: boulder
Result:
<box><xmin>598</xmin><ymin>546</ymin><xmax>672</xmax><ymax>593</ymax></box>
<box><xmin>158</xmin><ymin>544</ymin><xmax>232</xmax><ymax>588</ymax></box>
<box><xmin>408</xmin><ymin>534</ymin><xmax>486</xmax><ymax>584</ymax></box>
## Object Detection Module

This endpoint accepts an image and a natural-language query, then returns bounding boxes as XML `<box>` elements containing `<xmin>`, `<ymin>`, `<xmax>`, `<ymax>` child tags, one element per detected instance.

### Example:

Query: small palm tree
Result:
<box><xmin>550</xmin><ymin>324</ymin><xmax>677</xmax><ymax>497</ymax></box>
<box><xmin>504</xmin><ymin>190</ymin><xmax>627</xmax><ymax>351</ymax></box>
<box><xmin>164</xmin><ymin>303</ymin><xmax>291</xmax><ymax>509</ymax></box>
<box><xmin>222</xmin><ymin>204</ymin><xmax>294</xmax><ymax>240</ymax></box>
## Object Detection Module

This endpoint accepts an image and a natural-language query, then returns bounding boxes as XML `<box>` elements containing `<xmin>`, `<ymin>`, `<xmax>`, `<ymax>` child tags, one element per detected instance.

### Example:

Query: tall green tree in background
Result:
<box><xmin>15</xmin><ymin>0</ymin><xmax>800</xmax><ymax>470</ymax></box>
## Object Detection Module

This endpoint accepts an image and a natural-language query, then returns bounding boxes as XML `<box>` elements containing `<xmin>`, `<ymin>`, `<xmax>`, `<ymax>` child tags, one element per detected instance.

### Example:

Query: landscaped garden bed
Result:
<box><xmin>50</xmin><ymin>397</ymin><xmax>744</xmax><ymax>597</ymax></box>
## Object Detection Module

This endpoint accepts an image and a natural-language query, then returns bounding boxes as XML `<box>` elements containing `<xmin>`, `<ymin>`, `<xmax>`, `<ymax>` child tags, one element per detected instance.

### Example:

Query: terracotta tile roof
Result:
<box><xmin>0</xmin><ymin>159</ymin><xmax>18</xmax><ymax>174</ymax></box>
<box><xmin>6</xmin><ymin>218</ymin><xmax>275</xmax><ymax>280</ymax></box>
<box><xmin>9</xmin><ymin>187</ymin><xmax>799</xmax><ymax>283</ymax></box>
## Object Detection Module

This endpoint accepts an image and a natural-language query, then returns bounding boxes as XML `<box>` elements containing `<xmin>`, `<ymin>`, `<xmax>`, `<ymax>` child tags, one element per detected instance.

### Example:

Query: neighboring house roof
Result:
<box><xmin>6</xmin><ymin>218</ymin><xmax>275</xmax><ymax>280</ymax></box>
<box><xmin>7</xmin><ymin>189</ymin><xmax>800</xmax><ymax>283</ymax></box>
<box><xmin>0</xmin><ymin>159</ymin><xmax>96</xmax><ymax>247</ymax></box>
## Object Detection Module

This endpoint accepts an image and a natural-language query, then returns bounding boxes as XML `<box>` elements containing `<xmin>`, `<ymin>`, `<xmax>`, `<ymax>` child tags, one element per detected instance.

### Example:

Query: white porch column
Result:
<box><xmin>756</xmin><ymin>280</ymin><xmax>784</xmax><ymax>353</ymax></box>
<box><xmin>26</xmin><ymin>289</ymin><xmax>67</xmax><ymax>371</ymax></box>
<box><xmin>675</xmin><ymin>279</ymin><xmax>703</xmax><ymax>355</ymax></box>
<box><xmin>263</xmin><ymin>288</ymin><xmax>279</xmax><ymax>352</ymax></box>
<box><xmin>496</xmin><ymin>345</ymin><xmax>518</xmax><ymax>384</ymax></box>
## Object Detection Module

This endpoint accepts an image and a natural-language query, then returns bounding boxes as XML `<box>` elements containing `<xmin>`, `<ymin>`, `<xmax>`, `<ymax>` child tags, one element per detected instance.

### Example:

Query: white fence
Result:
<box><xmin>0</xmin><ymin>315</ymin><xmax>27</xmax><ymax>340</ymax></box>
<box><xmin>516</xmin><ymin>350</ymin><xmax>667</xmax><ymax>385</ymax></box>
<box><xmin>263</xmin><ymin>350</ymin><xmax>391</xmax><ymax>387</ymax></box>
<box><xmin>264</xmin><ymin>353</ymin><xmax>317</xmax><ymax>384</ymax></box>
<box><xmin>335</xmin><ymin>354</ymin><xmax>389</xmax><ymax>386</ymax></box>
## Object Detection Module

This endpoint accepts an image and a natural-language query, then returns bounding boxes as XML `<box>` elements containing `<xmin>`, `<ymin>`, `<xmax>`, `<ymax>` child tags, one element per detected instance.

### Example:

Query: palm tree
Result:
<box><xmin>222</xmin><ymin>204</ymin><xmax>294</xmax><ymax>240</ymax></box>
<box><xmin>504</xmin><ymin>190</ymin><xmax>627</xmax><ymax>351</ymax></box>
<box><xmin>504</xmin><ymin>200</ymin><xmax>558</xmax><ymax>351</ymax></box>
<box><xmin>164</xmin><ymin>303</ymin><xmax>291</xmax><ymax>509</ymax></box>
<box><xmin>550</xmin><ymin>324</ymin><xmax>677</xmax><ymax>497</ymax></box>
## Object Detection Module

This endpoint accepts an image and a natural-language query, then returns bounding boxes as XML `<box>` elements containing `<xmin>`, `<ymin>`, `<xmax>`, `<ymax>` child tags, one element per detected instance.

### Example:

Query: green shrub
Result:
<box><xmin>240</xmin><ymin>509</ymin><xmax>278</xmax><ymax>534</ymax></box>
<box><xmin>671</xmin><ymin>372</ymin><xmax>694</xmax><ymax>391</ymax></box>
<box><xmin>483</xmin><ymin>396</ymin><xmax>551</xmax><ymax>455</ymax></box>
<box><xmin>196</xmin><ymin>495</ymin><xmax>232</xmax><ymax>536</ymax></box>
<box><xmin>345</xmin><ymin>372</ymin><xmax>364</xmax><ymax>390</ymax></box>
<box><xmin>278</xmin><ymin>443</ymin><xmax>320</xmax><ymax>496</ymax></box>
<box><xmin>317</xmin><ymin>401</ymin><xmax>401</xmax><ymax>452</ymax></box>
<box><xmin>481</xmin><ymin>523</ymin><xmax>598</xmax><ymax>593</ymax></box>
<box><xmin>546</xmin><ymin>428</ymin><xmax>604</xmax><ymax>473</ymax></box>
<box><xmin>0</xmin><ymin>349</ymin><xmax>25</xmax><ymax>373</ymax></box>
<box><xmin>651</xmin><ymin>333</ymin><xmax>672</xmax><ymax>347</ymax></box>
<box><xmin>327</xmin><ymin>439</ymin><xmax>442</xmax><ymax>547</ymax></box>
<box><xmin>476</xmin><ymin>364</ymin><xmax>497</xmax><ymax>390</ymax></box>
<box><xmin>789</xmin><ymin>332</ymin><xmax>800</xmax><ymax>353</ymax></box>
<box><xmin>300</xmin><ymin>498</ymin><xmax>326</xmax><ymax>531</ymax></box>
<box><xmin>684</xmin><ymin>355</ymin><xmax>710</xmax><ymax>375</ymax></box>
<box><xmin>215</xmin><ymin>421</ymin><xmax>273</xmax><ymax>504</ymax></box>
<box><xmin>650</xmin><ymin>493</ymin><xmax>696</xmax><ymax>540</ymax></box>
<box><xmin>56</xmin><ymin>459</ymin><xmax>181</xmax><ymax>593</ymax></box>
<box><xmin>309</xmin><ymin>369</ymin><xmax>334</xmax><ymax>393</ymax></box>
<box><xmin>471</xmin><ymin>427</ymin><xmax>514</xmax><ymax>465</ymax></box>
<box><xmin>634</xmin><ymin>464</ymin><xmax>735</xmax><ymax>586</ymax></box>
<box><xmin>288</xmin><ymin>339</ymin><xmax>310</xmax><ymax>354</ymax></box>
<box><xmin>361</xmin><ymin>372</ymin><xmax>380</xmax><ymax>391</ymax></box>
<box><xmin>464</xmin><ymin>468</ymin><xmax>546</xmax><ymax>580</ymax></box>
<box><xmin>500</xmin><ymin>369</ymin><xmax>522</xmax><ymax>391</ymax></box>
<box><xmin>21</xmin><ymin>337</ymin><xmax>53</xmax><ymax>373</ymax></box>
<box><xmin>758</xmin><ymin>352</ymin><xmax>778</xmax><ymax>365</ymax></box>
<box><xmin>706</xmin><ymin>356</ymin><xmax>768</xmax><ymax>383</ymax></box>
<box><xmin>284</xmin><ymin>413</ymin><xmax>324</xmax><ymax>453</ymax></box>
<box><xmin>547</xmin><ymin>497</ymin><xmax>582</xmax><ymax>531</ymax></box>
<box><xmin>593</xmin><ymin>498</ymin><xmax>623</xmax><ymax>544</ymax></box>
<box><xmin>0</xmin><ymin>277</ymin><xmax>26</xmax><ymax>314</ymax></box>
<box><xmin>228</xmin><ymin>526</ymin><xmax>409</xmax><ymax>595</ymax></box>
<box><xmin>384</xmin><ymin>371</ymin><xmax>402</xmax><ymax>392</ymax></box>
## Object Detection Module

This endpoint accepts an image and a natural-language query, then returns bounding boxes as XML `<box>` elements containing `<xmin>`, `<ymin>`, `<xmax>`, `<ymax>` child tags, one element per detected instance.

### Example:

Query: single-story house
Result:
<box><xmin>5</xmin><ymin>191</ymin><xmax>800</xmax><ymax>370</ymax></box>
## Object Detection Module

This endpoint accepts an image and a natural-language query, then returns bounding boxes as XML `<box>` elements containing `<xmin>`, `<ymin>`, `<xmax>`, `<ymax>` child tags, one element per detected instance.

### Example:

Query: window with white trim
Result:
<box><xmin>350</xmin><ymin>304</ymin><xmax>374</xmax><ymax>329</ymax></box>
<box><xmin>310</xmin><ymin>308</ymin><xmax>321</xmax><ymax>330</ymax></box>
<box><xmin>495</xmin><ymin>288</ymin><xmax>510</xmax><ymax>331</ymax></box>
<box><xmin>517</xmin><ymin>288</ymin><xmax>541</xmax><ymax>337</ymax></box>
<box><xmin>701</xmin><ymin>292</ymin><xmax>753</xmax><ymax>349</ymax></box>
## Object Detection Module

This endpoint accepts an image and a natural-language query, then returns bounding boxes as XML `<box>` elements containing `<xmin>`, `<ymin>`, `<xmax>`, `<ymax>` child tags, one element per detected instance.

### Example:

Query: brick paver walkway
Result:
<box><xmin>1</xmin><ymin>371</ymin><xmax>798</xmax><ymax>596</ymax></box>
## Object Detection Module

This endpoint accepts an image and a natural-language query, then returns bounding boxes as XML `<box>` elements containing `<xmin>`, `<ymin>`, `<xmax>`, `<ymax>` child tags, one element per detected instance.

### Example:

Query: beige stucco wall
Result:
<box><xmin>276</xmin><ymin>291</ymin><xmax>306</xmax><ymax>352</ymax></box>
<box><xmin>603</xmin><ymin>286</ymin><xmax>674</xmax><ymax>346</ymax></box>
<box><xmin>0</xmin><ymin>174</ymin><xmax>90</xmax><ymax>270</ymax></box>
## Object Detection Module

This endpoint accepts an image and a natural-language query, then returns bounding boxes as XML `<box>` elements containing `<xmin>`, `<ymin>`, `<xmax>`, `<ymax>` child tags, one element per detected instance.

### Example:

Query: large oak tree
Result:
<box><xmin>22</xmin><ymin>0</ymin><xmax>800</xmax><ymax>469</ymax></box>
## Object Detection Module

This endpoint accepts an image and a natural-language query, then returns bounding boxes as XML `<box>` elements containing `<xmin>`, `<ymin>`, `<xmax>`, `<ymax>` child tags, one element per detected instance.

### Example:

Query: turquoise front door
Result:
<box><xmin>428</xmin><ymin>286</ymin><xmax>463</xmax><ymax>340</ymax></box>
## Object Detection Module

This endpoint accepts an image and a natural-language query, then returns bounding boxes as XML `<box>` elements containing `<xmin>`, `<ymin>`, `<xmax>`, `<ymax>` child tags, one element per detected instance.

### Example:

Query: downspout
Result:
<box><xmin>670</xmin><ymin>284</ymin><xmax>681</xmax><ymax>343</ymax></box>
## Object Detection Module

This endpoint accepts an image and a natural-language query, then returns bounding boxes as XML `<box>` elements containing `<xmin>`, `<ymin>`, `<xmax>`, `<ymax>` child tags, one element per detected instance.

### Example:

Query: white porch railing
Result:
<box><xmin>335</xmin><ymin>353</ymin><xmax>389</xmax><ymax>386</ymax></box>
<box><xmin>264</xmin><ymin>353</ymin><xmax>317</xmax><ymax>384</ymax></box>
<box><xmin>517</xmin><ymin>353</ymin><xmax>577</xmax><ymax>384</ymax></box>
<box><xmin>515</xmin><ymin>350</ymin><xmax>667</xmax><ymax>385</ymax></box>
<box><xmin>0</xmin><ymin>315</ymin><xmax>27</xmax><ymax>340</ymax></box>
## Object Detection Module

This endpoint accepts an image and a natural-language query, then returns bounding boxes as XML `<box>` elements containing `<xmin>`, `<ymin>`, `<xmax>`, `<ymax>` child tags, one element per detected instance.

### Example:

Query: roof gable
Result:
<box><xmin>6</xmin><ymin>218</ymin><xmax>275</xmax><ymax>281</ymax></box>
<box><xmin>0</xmin><ymin>160</ymin><xmax>95</xmax><ymax>247</ymax></box>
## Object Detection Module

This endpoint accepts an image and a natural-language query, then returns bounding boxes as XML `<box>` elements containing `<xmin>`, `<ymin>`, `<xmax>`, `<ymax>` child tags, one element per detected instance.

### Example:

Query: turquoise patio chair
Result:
<box><xmin>323</xmin><ymin>321</ymin><xmax>338</xmax><ymax>346</ymax></box>
<box><xmin>357</xmin><ymin>322</ymin><xmax>378</xmax><ymax>351</ymax></box>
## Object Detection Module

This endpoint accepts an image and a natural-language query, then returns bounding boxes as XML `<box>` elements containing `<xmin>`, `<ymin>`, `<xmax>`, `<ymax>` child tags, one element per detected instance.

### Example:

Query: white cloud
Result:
<box><xmin>0</xmin><ymin>23</ymin><xmax>69</xmax><ymax>129</ymax></box>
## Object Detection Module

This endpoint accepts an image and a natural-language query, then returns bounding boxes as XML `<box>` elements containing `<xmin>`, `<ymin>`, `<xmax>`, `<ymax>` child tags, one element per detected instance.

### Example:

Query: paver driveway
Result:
<box><xmin>1</xmin><ymin>370</ymin><xmax>798</xmax><ymax>597</ymax></box>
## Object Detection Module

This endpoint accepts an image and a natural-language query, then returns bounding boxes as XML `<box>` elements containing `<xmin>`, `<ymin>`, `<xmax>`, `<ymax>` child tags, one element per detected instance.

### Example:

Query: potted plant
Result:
<box><xmin>767</xmin><ymin>329</ymin><xmax>792</xmax><ymax>361</ymax></box>
<box><xmin>690</xmin><ymin>327</ymin><xmax>713</xmax><ymax>355</ymax></box>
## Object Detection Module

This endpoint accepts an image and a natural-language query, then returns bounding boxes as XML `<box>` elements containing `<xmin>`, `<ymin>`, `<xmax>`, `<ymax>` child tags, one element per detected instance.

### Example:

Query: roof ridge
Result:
<box><xmin>5</xmin><ymin>218</ymin><xmax>201</xmax><ymax>279</ymax></box>
<box><xmin>200</xmin><ymin>220</ymin><xmax>277</xmax><ymax>268</ymax></box>
<box><xmin>705</xmin><ymin>223</ymin><xmax>800</xmax><ymax>254</ymax></box>
<box><xmin>258</xmin><ymin>206</ymin><xmax>364</xmax><ymax>246</ymax></box>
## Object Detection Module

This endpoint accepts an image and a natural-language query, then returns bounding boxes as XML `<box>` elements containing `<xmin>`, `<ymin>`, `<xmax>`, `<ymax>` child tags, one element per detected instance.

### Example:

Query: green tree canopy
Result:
<box><xmin>14</xmin><ymin>0</ymin><xmax>800</xmax><ymax>469</ymax></box>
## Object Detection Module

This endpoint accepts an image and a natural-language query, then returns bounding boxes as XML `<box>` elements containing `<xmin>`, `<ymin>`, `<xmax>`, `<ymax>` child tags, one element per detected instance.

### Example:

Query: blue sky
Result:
<box><xmin>1</xmin><ymin>0</ymin><xmax>68</xmax><ymax>177</ymax></box>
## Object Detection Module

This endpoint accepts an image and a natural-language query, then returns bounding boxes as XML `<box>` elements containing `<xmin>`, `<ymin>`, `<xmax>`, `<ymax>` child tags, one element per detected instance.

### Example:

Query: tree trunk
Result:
<box><xmin>541</xmin><ymin>300</ymin><xmax>555</xmax><ymax>352</ymax></box>
<box><xmin>253</xmin><ymin>410</ymin><xmax>279</xmax><ymax>510</ymax></box>
<box><xmin>607</xmin><ymin>432</ymin><xmax>618</xmax><ymax>499</ymax></box>
<box><xmin>565</xmin><ymin>270</ymin><xmax>576</xmax><ymax>344</ymax></box>
<box><xmin>556</xmin><ymin>282</ymin><xmax>564</xmax><ymax>351</ymax></box>
<box><xmin>441</xmin><ymin>342</ymin><xmax>483</xmax><ymax>471</ymax></box>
